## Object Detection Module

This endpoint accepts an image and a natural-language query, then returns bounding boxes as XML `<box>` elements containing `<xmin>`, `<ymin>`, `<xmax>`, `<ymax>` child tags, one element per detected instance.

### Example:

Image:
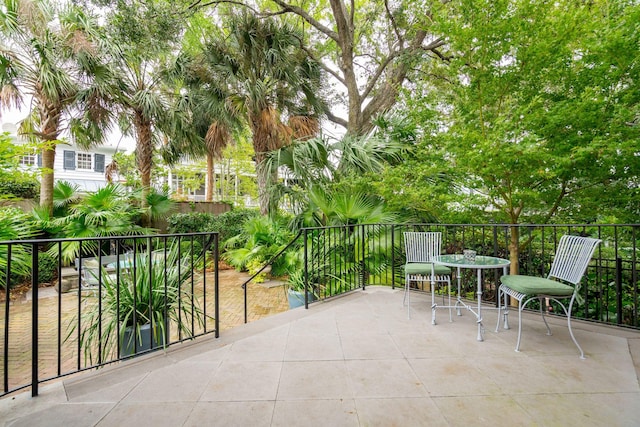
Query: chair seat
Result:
<box><xmin>405</xmin><ymin>262</ymin><xmax>451</xmax><ymax>276</ymax></box>
<box><xmin>500</xmin><ymin>274</ymin><xmax>574</xmax><ymax>296</ymax></box>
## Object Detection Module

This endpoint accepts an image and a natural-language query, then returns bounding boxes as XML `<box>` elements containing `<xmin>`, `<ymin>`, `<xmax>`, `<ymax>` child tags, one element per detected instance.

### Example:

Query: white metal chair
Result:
<box><xmin>496</xmin><ymin>235</ymin><xmax>601</xmax><ymax>358</ymax></box>
<box><xmin>403</xmin><ymin>232</ymin><xmax>452</xmax><ymax>322</ymax></box>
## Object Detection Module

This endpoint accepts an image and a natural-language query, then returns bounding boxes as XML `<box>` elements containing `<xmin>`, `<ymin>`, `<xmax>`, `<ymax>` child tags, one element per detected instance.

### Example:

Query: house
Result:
<box><xmin>2</xmin><ymin>122</ymin><xmax>124</xmax><ymax>192</ymax></box>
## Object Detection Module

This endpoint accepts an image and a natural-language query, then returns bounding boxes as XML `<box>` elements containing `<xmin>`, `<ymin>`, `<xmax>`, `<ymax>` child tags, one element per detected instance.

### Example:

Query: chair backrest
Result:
<box><xmin>404</xmin><ymin>232</ymin><xmax>442</xmax><ymax>263</ymax></box>
<box><xmin>548</xmin><ymin>235</ymin><xmax>602</xmax><ymax>285</ymax></box>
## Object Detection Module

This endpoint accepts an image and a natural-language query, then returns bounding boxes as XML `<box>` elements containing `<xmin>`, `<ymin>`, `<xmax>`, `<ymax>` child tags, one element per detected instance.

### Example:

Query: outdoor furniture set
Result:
<box><xmin>403</xmin><ymin>232</ymin><xmax>601</xmax><ymax>357</ymax></box>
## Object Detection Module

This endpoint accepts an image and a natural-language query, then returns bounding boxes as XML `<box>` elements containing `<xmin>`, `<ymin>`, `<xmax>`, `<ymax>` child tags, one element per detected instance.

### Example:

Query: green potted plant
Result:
<box><xmin>285</xmin><ymin>268</ymin><xmax>318</xmax><ymax>309</ymax></box>
<box><xmin>67</xmin><ymin>244</ymin><xmax>207</xmax><ymax>363</ymax></box>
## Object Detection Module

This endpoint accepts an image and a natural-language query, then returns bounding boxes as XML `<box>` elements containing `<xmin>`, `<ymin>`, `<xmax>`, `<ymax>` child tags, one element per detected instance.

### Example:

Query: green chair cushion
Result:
<box><xmin>500</xmin><ymin>274</ymin><xmax>574</xmax><ymax>296</ymax></box>
<box><xmin>405</xmin><ymin>263</ymin><xmax>451</xmax><ymax>276</ymax></box>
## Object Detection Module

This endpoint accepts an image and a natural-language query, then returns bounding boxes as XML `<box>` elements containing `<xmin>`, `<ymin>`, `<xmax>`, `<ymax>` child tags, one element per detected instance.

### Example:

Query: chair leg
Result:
<box><xmin>540</xmin><ymin>298</ymin><xmax>552</xmax><ymax>336</ymax></box>
<box><xmin>404</xmin><ymin>275</ymin><xmax>411</xmax><ymax>319</ymax></box>
<box><xmin>495</xmin><ymin>286</ymin><xmax>508</xmax><ymax>332</ymax></box>
<box><xmin>515</xmin><ymin>301</ymin><xmax>524</xmax><ymax>352</ymax></box>
<box><xmin>566</xmin><ymin>296</ymin><xmax>585</xmax><ymax>359</ymax></box>
<box><xmin>496</xmin><ymin>286</ymin><xmax>510</xmax><ymax>331</ymax></box>
<box><xmin>431</xmin><ymin>276</ymin><xmax>437</xmax><ymax>325</ymax></box>
<box><xmin>502</xmin><ymin>289</ymin><xmax>510</xmax><ymax>330</ymax></box>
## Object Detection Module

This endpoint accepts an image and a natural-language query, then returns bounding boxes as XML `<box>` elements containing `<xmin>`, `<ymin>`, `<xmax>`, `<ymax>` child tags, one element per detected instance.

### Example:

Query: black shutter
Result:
<box><xmin>94</xmin><ymin>154</ymin><xmax>105</xmax><ymax>173</ymax></box>
<box><xmin>63</xmin><ymin>150</ymin><xmax>76</xmax><ymax>170</ymax></box>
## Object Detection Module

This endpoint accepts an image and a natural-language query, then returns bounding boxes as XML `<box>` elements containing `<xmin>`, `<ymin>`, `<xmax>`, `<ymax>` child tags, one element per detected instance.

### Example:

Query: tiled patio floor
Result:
<box><xmin>2</xmin><ymin>286</ymin><xmax>640</xmax><ymax>426</ymax></box>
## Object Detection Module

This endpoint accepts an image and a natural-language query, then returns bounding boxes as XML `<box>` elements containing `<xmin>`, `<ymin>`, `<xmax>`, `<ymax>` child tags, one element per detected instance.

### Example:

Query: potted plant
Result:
<box><xmin>67</xmin><ymin>243</ymin><xmax>206</xmax><ymax>363</ymax></box>
<box><xmin>285</xmin><ymin>269</ymin><xmax>319</xmax><ymax>309</ymax></box>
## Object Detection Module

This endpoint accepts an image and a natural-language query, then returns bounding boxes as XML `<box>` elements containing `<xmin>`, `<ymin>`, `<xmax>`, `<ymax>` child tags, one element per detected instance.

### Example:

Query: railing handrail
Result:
<box><xmin>241</xmin><ymin>229</ymin><xmax>304</xmax><ymax>323</ymax></box>
<box><xmin>0</xmin><ymin>231</ymin><xmax>218</xmax><ymax>246</ymax></box>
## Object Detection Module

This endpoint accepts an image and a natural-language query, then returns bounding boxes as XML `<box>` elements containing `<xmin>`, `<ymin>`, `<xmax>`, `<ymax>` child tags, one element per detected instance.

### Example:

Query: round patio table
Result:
<box><xmin>432</xmin><ymin>254</ymin><xmax>510</xmax><ymax>341</ymax></box>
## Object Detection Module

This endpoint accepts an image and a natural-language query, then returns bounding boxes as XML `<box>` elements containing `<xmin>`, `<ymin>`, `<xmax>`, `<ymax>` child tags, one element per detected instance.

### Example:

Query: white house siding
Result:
<box><xmin>3</xmin><ymin>122</ymin><xmax>121</xmax><ymax>193</ymax></box>
<box><xmin>52</xmin><ymin>144</ymin><xmax>117</xmax><ymax>192</ymax></box>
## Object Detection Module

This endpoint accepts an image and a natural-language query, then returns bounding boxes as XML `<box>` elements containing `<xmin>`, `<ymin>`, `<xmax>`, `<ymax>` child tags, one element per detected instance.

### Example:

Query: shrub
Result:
<box><xmin>0</xmin><ymin>173</ymin><xmax>39</xmax><ymax>199</ymax></box>
<box><xmin>211</xmin><ymin>208</ymin><xmax>260</xmax><ymax>244</ymax></box>
<box><xmin>0</xmin><ymin>207</ymin><xmax>38</xmax><ymax>289</ymax></box>
<box><xmin>167</xmin><ymin>212</ymin><xmax>214</xmax><ymax>234</ymax></box>
<box><xmin>167</xmin><ymin>208</ymin><xmax>260</xmax><ymax>245</ymax></box>
<box><xmin>37</xmin><ymin>252</ymin><xmax>57</xmax><ymax>283</ymax></box>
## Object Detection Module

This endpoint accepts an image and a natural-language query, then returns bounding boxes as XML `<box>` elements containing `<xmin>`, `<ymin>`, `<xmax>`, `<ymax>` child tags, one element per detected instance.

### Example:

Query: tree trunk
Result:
<box><xmin>508</xmin><ymin>225</ymin><xmax>520</xmax><ymax>308</ymax></box>
<box><xmin>508</xmin><ymin>225</ymin><xmax>519</xmax><ymax>275</ymax></box>
<box><xmin>205</xmin><ymin>153</ymin><xmax>214</xmax><ymax>202</ymax></box>
<box><xmin>39</xmin><ymin>145</ymin><xmax>56</xmax><ymax>215</ymax></box>
<box><xmin>250</xmin><ymin>107</ymin><xmax>281</xmax><ymax>215</ymax></box>
<box><xmin>134</xmin><ymin>111</ymin><xmax>153</xmax><ymax>226</ymax></box>
<box><xmin>255</xmin><ymin>152</ymin><xmax>269</xmax><ymax>216</ymax></box>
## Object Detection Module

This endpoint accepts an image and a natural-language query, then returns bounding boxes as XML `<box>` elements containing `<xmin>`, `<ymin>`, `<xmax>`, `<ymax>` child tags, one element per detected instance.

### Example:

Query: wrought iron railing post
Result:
<box><xmin>391</xmin><ymin>224</ymin><xmax>396</xmax><ymax>289</ymax></box>
<box><xmin>4</xmin><ymin>244</ymin><xmax>11</xmax><ymax>394</ymax></box>
<box><xmin>616</xmin><ymin>257</ymin><xmax>623</xmax><ymax>325</ymax></box>
<box><xmin>304</xmin><ymin>229</ymin><xmax>309</xmax><ymax>309</ymax></box>
<box><xmin>31</xmin><ymin>244</ymin><xmax>39</xmax><ymax>397</ymax></box>
<box><xmin>361</xmin><ymin>224</ymin><xmax>366</xmax><ymax>290</ymax></box>
<box><xmin>214</xmin><ymin>233</ymin><xmax>220</xmax><ymax>337</ymax></box>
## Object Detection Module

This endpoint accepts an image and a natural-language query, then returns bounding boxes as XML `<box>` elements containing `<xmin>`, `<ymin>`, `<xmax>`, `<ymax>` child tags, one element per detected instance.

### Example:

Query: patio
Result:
<box><xmin>1</xmin><ymin>286</ymin><xmax>639</xmax><ymax>426</ymax></box>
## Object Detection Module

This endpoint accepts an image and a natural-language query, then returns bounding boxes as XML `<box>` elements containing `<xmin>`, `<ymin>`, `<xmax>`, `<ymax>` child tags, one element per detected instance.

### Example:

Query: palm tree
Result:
<box><xmin>265</xmin><ymin>131</ymin><xmax>407</xmax><ymax>217</ymax></box>
<box><xmin>92</xmin><ymin>1</ymin><xmax>186</xmax><ymax>224</ymax></box>
<box><xmin>200</xmin><ymin>12</ymin><xmax>325</xmax><ymax>215</ymax></box>
<box><xmin>161</xmin><ymin>55</ymin><xmax>240</xmax><ymax>203</ymax></box>
<box><xmin>0</xmin><ymin>0</ymin><xmax>113</xmax><ymax>214</ymax></box>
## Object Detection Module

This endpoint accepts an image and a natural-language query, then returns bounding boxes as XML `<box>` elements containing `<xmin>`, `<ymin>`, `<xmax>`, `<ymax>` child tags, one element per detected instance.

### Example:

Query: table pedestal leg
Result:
<box><xmin>477</xmin><ymin>268</ymin><xmax>484</xmax><ymax>341</ymax></box>
<box><xmin>455</xmin><ymin>267</ymin><xmax>462</xmax><ymax>316</ymax></box>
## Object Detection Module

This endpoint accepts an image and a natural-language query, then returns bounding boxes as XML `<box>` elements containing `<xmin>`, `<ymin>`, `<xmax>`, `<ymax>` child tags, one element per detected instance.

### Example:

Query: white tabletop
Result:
<box><xmin>432</xmin><ymin>254</ymin><xmax>510</xmax><ymax>269</ymax></box>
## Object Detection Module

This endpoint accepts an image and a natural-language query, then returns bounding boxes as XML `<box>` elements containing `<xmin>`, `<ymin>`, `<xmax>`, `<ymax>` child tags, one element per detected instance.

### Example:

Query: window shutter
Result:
<box><xmin>37</xmin><ymin>154</ymin><xmax>42</xmax><ymax>167</ymax></box>
<box><xmin>63</xmin><ymin>150</ymin><xmax>76</xmax><ymax>170</ymax></box>
<box><xmin>94</xmin><ymin>154</ymin><xmax>105</xmax><ymax>173</ymax></box>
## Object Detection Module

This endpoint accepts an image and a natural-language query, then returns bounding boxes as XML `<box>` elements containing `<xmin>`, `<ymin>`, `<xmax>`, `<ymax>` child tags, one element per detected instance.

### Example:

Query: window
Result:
<box><xmin>77</xmin><ymin>153</ymin><xmax>92</xmax><ymax>170</ymax></box>
<box><xmin>20</xmin><ymin>153</ymin><xmax>37</xmax><ymax>166</ymax></box>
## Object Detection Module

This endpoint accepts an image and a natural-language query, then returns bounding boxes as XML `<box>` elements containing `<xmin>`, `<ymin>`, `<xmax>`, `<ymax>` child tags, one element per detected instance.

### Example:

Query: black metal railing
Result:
<box><xmin>253</xmin><ymin>223</ymin><xmax>637</xmax><ymax>329</ymax></box>
<box><xmin>1</xmin><ymin>232</ymin><xmax>219</xmax><ymax>398</ymax></box>
<box><xmin>5</xmin><ymin>224</ymin><xmax>639</xmax><ymax>397</ymax></box>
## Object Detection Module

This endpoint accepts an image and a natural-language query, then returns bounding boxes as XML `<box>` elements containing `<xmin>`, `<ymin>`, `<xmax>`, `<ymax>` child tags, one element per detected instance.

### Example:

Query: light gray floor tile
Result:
<box><xmin>271</xmin><ymin>399</ymin><xmax>359</xmax><ymax>427</ymax></box>
<box><xmin>277</xmin><ymin>360</ymin><xmax>352</xmax><ymax>400</ymax></box>
<box><xmin>183</xmin><ymin>401</ymin><xmax>274</xmax><ymax>427</ymax></box>
<box><xmin>409</xmin><ymin>357</ymin><xmax>502</xmax><ymax>397</ymax></box>
<box><xmin>391</xmin><ymin>331</ymin><xmax>466</xmax><ymax>358</ymax></box>
<box><xmin>341</xmin><ymin>332</ymin><xmax>403</xmax><ymax>360</ymax></box>
<box><xmin>355</xmin><ymin>397</ymin><xmax>449</xmax><ymax>427</ymax></box>
<box><xmin>513</xmin><ymin>392</ymin><xmax>640</xmax><ymax>427</ymax></box>
<box><xmin>7</xmin><ymin>403</ymin><xmax>114</xmax><ymax>427</ymax></box>
<box><xmin>123</xmin><ymin>361</ymin><xmax>219</xmax><ymax>402</ymax></box>
<box><xmin>95</xmin><ymin>401</ymin><xmax>194</xmax><ymax>427</ymax></box>
<box><xmin>68</xmin><ymin>375</ymin><xmax>145</xmax><ymax>403</ymax></box>
<box><xmin>433</xmin><ymin>395</ymin><xmax>534</xmax><ymax>427</ymax></box>
<box><xmin>288</xmin><ymin>313</ymin><xmax>339</xmax><ymax>336</ymax></box>
<box><xmin>284</xmin><ymin>332</ymin><xmax>344</xmax><ymax>361</ymax></box>
<box><xmin>224</xmin><ymin>327</ymin><xmax>288</xmax><ymax>361</ymax></box>
<box><xmin>346</xmin><ymin>359</ymin><xmax>428</xmax><ymax>398</ymax></box>
<box><xmin>199</xmin><ymin>360</ymin><xmax>282</xmax><ymax>401</ymax></box>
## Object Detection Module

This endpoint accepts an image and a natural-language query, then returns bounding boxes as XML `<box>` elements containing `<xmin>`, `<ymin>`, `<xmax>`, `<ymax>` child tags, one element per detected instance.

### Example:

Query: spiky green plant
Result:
<box><xmin>67</xmin><ymin>244</ymin><xmax>206</xmax><ymax>363</ymax></box>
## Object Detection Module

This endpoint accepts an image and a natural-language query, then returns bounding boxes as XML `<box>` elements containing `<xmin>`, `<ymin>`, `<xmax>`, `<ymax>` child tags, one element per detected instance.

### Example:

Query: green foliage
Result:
<box><xmin>403</xmin><ymin>0</ymin><xmax>640</xmax><ymax>225</ymax></box>
<box><xmin>0</xmin><ymin>175</ymin><xmax>39</xmax><ymax>200</ymax></box>
<box><xmin>36</xmin><ymin>252</ymin><xmax>57</xmax><ymax>283</ymax></box>
<box><xmin>167</xmin><ymin>213</ymin><xmax>213</xmax><ymax>234</ymax></box>
<box><xmin>0</xmin><ymin>207</ymin><xmax>38</xmax><ymax>289</ymax></box>
<box><xmin>224</xmin><ymin>215</ymin><xmax>295</xmax><ymax>276</ymax></box>
<box><xmin>167</xmin><ymin>208</ymin><xmax>260</xmax><ymax>245</ymax></box>
<box><xmin>49</xmin><ymin>184</ymin><xmax>153</xmax><ymax>263</ymax></box>
<box><xmin>0</xmin><ymin>133</ymin><xmax>39</xmax><ymax>199</ymax></box>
